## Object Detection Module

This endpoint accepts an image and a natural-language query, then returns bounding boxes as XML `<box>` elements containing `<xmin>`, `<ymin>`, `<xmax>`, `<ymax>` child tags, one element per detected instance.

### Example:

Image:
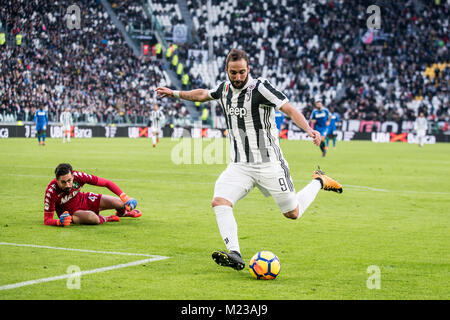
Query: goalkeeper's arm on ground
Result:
<box><xmin>44</xmin><ymin>211</ymin><xmax>72</xmax><ymax>227</ymax></box>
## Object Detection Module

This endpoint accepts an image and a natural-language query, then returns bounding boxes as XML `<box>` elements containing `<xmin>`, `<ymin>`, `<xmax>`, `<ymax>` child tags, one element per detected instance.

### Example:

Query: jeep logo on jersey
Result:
<box><xmin>228</xmin><ymin>106</ymin><xmax>247</xmax><ymax>117</ymax></box>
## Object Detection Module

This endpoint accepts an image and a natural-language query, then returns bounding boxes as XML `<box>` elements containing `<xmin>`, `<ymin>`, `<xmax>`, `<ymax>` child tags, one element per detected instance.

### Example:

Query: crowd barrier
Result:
<box><xmin>0</xmin><ymin>123</ymin><xmax>448</xmax><ymax>143</ymax></box>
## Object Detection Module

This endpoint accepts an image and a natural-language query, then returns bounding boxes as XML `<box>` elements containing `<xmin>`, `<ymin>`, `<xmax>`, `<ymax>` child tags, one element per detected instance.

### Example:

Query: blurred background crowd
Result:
<box><xmin>0</xmin><ymin>0</ymin><xmax>448</xmax><ymax>131</ymax></box>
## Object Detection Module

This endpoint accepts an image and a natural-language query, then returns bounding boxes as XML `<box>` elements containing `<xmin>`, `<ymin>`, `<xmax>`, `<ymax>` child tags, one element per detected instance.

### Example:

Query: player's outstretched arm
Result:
<box><xmin>84</xmin><ymin>174</ymin><xmax>137</xmax><ymax>212</ymax></box>
<box><xmin>155</xmin><ymin>87</ymin><xmax>212</xmax><ymax>103</ymax></box>
<box><xmin>280</xmin><ymin>102</ymin><xmax>321</xmax><ymax>146</ymax></box>
<box><xmin>94</xmin><ymin>176</ymin><xmax>124</xmax><ymax>196</ymax></box>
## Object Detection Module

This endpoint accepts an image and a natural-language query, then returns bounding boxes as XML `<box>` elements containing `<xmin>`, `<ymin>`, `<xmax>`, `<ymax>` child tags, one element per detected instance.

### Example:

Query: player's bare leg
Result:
<box><xmin>152</xmin><ymin>131</ymin><xmax>158</xmax><ymax>147</ymax></box>
<box><xmin>419</xmin><ymin>136</ymin><xmax>424</xmax><ymax>147</ymax></box>
<box><xmin>284</xmin><ymin>167</ymin><xmax>343</xmax><ymax>220</ymax></box>
<box><xmin>72</xmin><ymin>210</ymin><xmax>102</xmax><ymax>224</ymax></box>
<box><xmin>99</xmin><ymin>194</ymin><xmax>142</xmax><ymax>218</ymax></box>
<box><xmin>283</xmin><ymin>205</ymin><xmax>300</xmax><ymax>219</ymax></box>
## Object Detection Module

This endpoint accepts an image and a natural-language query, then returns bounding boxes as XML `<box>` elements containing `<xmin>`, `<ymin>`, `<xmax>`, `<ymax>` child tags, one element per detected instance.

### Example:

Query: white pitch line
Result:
<box><xmin>1</xmin><ymin>173</ymin><xmax>449</xmax><ymax>196</ymax></box>
<box><xmin>0</xmin><ymin>242</ymin><xmax>169</xmax><ymax>291</ymax></box>
<box><xmin>0</xmin><ymin>242</ymin><xmax>163</xmax><ymax>257</ymax></box>
<box><xmin>0</xmin><ymin>257</ymin><xmax>167</xmax><ymax>291</ymax></box>
<box><xmin>341</xmin><ymin>184</ymin><xmax>450</xmax><ymax>195</ymax></box>
<box><xmin>292</xmin><ymin>180</ymin><xmax>450</xmax><ymax>195</ymax></box>
<box><xmin>341</xmin><ymin>184</ymin><xmax>389</xmax><ymax>192</ymax></box>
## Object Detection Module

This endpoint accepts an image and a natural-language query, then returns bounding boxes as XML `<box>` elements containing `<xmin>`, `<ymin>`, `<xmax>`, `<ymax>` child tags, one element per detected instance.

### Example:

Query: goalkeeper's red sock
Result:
<box><xmin>98</xmin><ymin>215</ymin><xmax>106</xmax><ymax>224</ymax></box>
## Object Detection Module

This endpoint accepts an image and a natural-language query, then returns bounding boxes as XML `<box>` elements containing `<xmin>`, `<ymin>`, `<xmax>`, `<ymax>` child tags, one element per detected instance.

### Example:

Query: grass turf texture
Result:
<box><xmin>0</xmin><ymin>138</ymin><xmax>448</xmax><ymax>300</ymax></box>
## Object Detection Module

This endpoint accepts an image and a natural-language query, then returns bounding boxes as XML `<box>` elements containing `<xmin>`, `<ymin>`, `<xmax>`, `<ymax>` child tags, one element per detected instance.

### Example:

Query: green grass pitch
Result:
<box><xmin>0</xmin><ymin>138</ymin><xmax>448</xmax><ymax>300</ymax></box>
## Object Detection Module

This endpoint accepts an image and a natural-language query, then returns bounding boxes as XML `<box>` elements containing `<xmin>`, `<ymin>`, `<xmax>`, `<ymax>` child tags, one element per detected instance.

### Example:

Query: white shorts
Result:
<box><xmin>213</xmin><ymin>161</ymin><xmax>298</xmax><ymax>213</ymax></box>
<box><xmin>416</xmin><ymin>130</ymin><xmax>426</xmax><ymax>137</ymax></box>
<box><xmin>62</xmin><ymin>125</ymin><xmax>71</xmax><ymax>132</ymax></box>
<box><xmin>151</xmin><ymin>126</ymin><xmax>161</xmax><ymax>134</ymax></box>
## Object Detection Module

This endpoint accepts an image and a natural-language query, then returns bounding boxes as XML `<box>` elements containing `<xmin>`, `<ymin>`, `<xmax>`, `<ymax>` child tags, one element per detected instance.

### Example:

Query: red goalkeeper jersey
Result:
<box><xmin>43</xmin><ymin>171</ymin><xmax>123</xmax><ymax>226</ymax></box>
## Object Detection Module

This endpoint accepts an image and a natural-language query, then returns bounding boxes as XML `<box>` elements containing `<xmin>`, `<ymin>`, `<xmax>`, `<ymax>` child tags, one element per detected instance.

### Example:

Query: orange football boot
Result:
<box><xmin>312</xmin><ymin>166</ymin><xmax>343</xmax><ymax>193</ymax></box>
<box><xmin>106</xmin><ymin>215</ymin><xmax>120</xmax><ymax>222</ymax></box>
<box><xmin>117</xmin><ymin>209</ymin><xmax>142</xmax><ymax>218</ymax></box>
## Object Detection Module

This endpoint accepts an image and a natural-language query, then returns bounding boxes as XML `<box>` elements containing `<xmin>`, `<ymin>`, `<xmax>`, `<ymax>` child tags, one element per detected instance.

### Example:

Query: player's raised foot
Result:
<box><xmin>106</xmin><ymin>215</ymin><xmax>120</xmax><ymax>222</ymax></box>
<box><xmin>123</xmin><ymin>209</ymin><xmax>142</xmax><ymax>218</ymax></box>
<box><xmin>212</xmin><ymin>250</ymin><xmax>245</xmax><ymax>271</ymax></box>
<box><xmin>312</xmin><ymin>166</ymin><xmax>343</xmax><ymax>193</ymax></box>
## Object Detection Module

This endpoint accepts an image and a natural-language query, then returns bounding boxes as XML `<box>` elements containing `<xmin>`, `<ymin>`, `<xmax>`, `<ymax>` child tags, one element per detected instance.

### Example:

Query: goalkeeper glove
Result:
<box><xmin>120</xmin><ymin>193</ymin><xmax>137</xmax><ymax>211</ymax></box>
<box><xmin>57</xmin><ymin>212</ymin><xmax>72</xmax><ymax>227</ymax></box>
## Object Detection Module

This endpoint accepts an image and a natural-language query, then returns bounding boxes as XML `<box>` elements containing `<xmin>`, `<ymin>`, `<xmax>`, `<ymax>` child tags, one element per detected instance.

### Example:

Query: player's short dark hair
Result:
<box><xmin>55</xmin><ymin>163</ymin><xmax>73</xmax><ymax>179</ymax></box>
<box><xmin>226</xmin><ymin>49</ymin><xmax>249</xmax><ymax>68</ymax></box>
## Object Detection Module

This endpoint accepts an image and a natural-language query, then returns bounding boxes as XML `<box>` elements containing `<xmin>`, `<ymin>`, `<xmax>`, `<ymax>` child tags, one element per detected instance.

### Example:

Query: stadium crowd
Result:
<box><xmin>0</xmin><ymin>0</ymin><xmax>190</xmax><ymax>125</ymax></box>
<box><xmin>110</xmin><ymin>0</ymin><xmax>153</xmax><ymax>33</ymax></box>
<box><xmin>0</xmin><ymin>0</ymin><xmax>448</xmax><ymax>128</ymax></box>
<box><xmin>187</xmin><ymin>0</ymin><xmax>448</xmax><ymax>123</ymax></box>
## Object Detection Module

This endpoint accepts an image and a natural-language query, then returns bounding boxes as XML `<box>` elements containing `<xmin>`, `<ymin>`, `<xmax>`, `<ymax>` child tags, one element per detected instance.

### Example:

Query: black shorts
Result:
<box><xmin>327</xmin><ymin>132</ymin><xmax>337</xmax><ymax>139</ymax></box>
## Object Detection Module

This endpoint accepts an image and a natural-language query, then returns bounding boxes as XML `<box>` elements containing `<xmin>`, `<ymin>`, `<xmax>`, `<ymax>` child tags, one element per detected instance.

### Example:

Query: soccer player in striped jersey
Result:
<box><xmin>150</xmin><ymin>104</ymin><xmax>164</xmax><ymax>147</ymax></box>
<box><xmin>414</xmin><ymin>112</ymin><xmax>428</xmax><ymax>147</ymax></box>
<box><xmin>156</xmin><ymin>49</ymin><xmax>343</xmax><ymax>271</ymax></box>
<box><xmin>60</xmin><ymin>107</ymin><xmax>73</xmax><ymax>143</ymax></box>
<box><xmin>43</xmin><ymin>163</ymin><xmax>142</xmax><ymax>227</ymax></box>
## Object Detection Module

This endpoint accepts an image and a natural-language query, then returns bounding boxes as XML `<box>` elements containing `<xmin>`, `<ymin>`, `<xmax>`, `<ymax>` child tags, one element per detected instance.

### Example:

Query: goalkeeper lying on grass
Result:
<box><xmin>43</xmin><ymin>163</ymin><xmax>141</xmax><ymax>226</ymax></box>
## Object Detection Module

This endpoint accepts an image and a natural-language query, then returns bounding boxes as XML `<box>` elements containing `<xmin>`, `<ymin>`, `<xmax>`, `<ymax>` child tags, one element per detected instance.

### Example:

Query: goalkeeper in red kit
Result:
<box><xmin>43</xmin><ymin>163</ymin><xmax>142</xmax><ymax>226</ymax></box>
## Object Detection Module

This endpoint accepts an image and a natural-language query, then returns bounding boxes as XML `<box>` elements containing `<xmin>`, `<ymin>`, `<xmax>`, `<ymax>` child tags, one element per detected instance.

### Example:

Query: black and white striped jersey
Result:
<box><xmin>208</xmin><ymin>75</ymin><xmax>289</xmax><ymax>164</ymax></box>
<box><xmin>60</xmin><ymin>111</ymin><xmax>73</xmax><ymax>127</ymax></box>
<box><xmin>150</xmin><ymin>109</ymin><xmax>164</xmax><ymax>128</ymax></box>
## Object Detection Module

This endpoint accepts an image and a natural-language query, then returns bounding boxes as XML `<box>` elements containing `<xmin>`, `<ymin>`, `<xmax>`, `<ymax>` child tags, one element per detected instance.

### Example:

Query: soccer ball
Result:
<box><xmin>249</xmin><ymin>251</ymin><xmax>281</xmax><ymax>280</ymax></box>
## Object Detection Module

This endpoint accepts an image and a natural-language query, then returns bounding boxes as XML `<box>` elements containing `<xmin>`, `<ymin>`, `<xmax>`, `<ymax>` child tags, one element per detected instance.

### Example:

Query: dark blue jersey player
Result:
<box><xmin>34</xmin><ymin>106</ymin><xmax>48</xmax><ymax>146</ymax></box>
<box><xmin>310</xmin><ymin>96</ymin><xmax>331</xmax><ymax>157</ymax></box>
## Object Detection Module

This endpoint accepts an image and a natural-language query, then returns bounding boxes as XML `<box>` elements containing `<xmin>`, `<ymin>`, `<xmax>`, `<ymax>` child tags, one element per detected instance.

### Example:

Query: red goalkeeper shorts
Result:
<box><xmin>57</xmin><ymin>192</ymin><xmax>103</xmax><ymax>216</ymax></box>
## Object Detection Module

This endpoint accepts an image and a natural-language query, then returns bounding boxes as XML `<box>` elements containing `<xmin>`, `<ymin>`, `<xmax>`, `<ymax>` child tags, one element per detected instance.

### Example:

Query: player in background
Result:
<box><xmin>325</xmin><ymin>107</ymin><xmax>341</xmax><ymax>149</ymax></box>
<box><xmin>60</xmin><ymin>107</ymin><xmax>73</xmax><ymax>143</ymax></box>
<box><xmin>34</xmin><ymin>106</ymin><xmax>48</xmax><ymax>146</ymax></box>
<box><xmin>310</xmin><ymin>97</ymin><xmax>331</xmax><ymax>157</ymax></box>
<box><xmin>149</xmin><ymin>104</ymin><xmax>164</xmax><ymax>147</ymax></box>
<box><xmin>414</xmin><ymin>112</ymin><xmax>428</xmax><ymax>147</ymax></box>
<box><xmin>156</xmin><ymin>48</ymin><xmax>343</xmax><ymax>271</ymax></box>
<box><xmin>43</xmin><ymin>163</ymin><xmax>142</xmax><ymax>227</ymax></box>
